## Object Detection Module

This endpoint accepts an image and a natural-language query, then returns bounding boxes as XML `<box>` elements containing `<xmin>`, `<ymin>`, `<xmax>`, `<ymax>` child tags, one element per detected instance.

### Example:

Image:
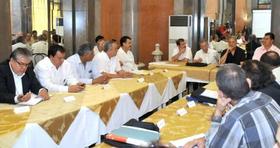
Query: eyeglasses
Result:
<box><xmin>15</xmin><ymin>59</ymin><xmax>31</xmax><ymax>68</ymax></box>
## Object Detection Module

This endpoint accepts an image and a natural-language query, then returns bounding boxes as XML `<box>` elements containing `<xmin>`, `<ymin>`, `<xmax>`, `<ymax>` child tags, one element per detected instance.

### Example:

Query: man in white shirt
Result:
<box><xmin>12</xmin><ymin>36</ymin><xmax>28</xmax><ymax>51</ymax></box>
<box><xmin>95</xmin><ymin>40</ymin><xmax>132</xmax><ymax>78</ymax></box>
<box><xmin>194</xmin><ymin>40</ymin><xmax>219</xmax><ymax>64</ymax></box>
<box><xmin>34</xmin><ymin>44</ymin><xmax>85</xmax><ymax>93</ymax></box>
<box><xmin>253</xmin><ymin>32</ymin><xmax>280</xmax><ymax>61</ymax></box>
<box><xmin>214</xmin><ymin>37</ymin><xmax>228</xmax><ymax>54</ymax></box>
<box><xmin>171</xmin><ymin>38</ymin><xmax>193</xmax><ymax>62</ymax></box>
<box><xmin>0</xmin><ymin>48</ymin><xmax>49</xmax><ymax>104</ymax></box>
<box><xmin>32</xmin><ymin>35</ymin><xmax>48</xmax><ymax>55</ymax></box>
<box><xmin>93</xmin><ymin>35</ymin><xmax>105</xmax><ymax>56</ymax></box>
<box><xmin>67</xmin><ymin>43</ymin><xmax>108</xmax><ymax>84</ymax></box>
<box><xmin>116</xmin><ymin>36</ymin><xmax>138</xmax><ymax>72</ymax></box>
<box><xmin>260</xmin><ymin>51</ymin><xmax>280</xmax><ymax>83</ymax></box>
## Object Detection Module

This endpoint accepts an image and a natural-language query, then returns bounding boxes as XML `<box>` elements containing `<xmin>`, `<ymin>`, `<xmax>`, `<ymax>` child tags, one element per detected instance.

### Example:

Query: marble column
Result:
<box><xmin>192</xmin><ymin>0</ymin><xmax>205</xmax><ymax>52</ymax></box>
<box><xmin>62</xmin><ymin>0</ymin><xmax>96</xmax><ymax>56</ymax></box>
<box><xmin>0</xmin><ymin>0</ymin><xmax>12</xmax><ymax>61</ymax></box>
<box><xmin>122</xmin><ymin>0</ymin><xmax>138</xmax><ymax>62</ymax></box>
<box><xmin>271</xmin><ymin>0</ymin><xmax>280</xmax><ymax>47</ymax></box>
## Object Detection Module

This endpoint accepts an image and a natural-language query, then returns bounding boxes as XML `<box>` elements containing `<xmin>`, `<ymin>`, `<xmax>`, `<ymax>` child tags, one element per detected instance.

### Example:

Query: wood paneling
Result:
<box><xmin>101</xmin><ymin>0</ymin><xmax>122</xmax><ymax>40</ymax></box>
<box><xmin>138</xmin><ymin>0</ymin><xmax>174</xmax><ymax>64</ymax></box>
<box><xmin>0</xmin><ymin>0</ymin><xmax>11</xmax><ymax>61</ymax></box>
<box><xmin>235</xmin><ymin>0</ymin><xmax>248</xmax><ymax>32</ymax></box>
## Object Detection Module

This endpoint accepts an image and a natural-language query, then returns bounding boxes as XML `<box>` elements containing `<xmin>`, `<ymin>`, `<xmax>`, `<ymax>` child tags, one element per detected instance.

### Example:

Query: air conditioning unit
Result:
<box><xmin>56</xmin><ymin>17</ymin><xmax>64</xmax><ymax>36</ymax></box>
<box><xmin>168</xmin><ymin>15</ymin><xmax>192</xmax><ymax>60</ymax></box>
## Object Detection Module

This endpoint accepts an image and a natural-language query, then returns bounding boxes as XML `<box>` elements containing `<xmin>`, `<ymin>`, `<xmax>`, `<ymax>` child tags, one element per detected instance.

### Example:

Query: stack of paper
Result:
<box><xmin>18</xmin><ymin>94</ymin><xmax>43</xmax><ymax>106</ymax></box>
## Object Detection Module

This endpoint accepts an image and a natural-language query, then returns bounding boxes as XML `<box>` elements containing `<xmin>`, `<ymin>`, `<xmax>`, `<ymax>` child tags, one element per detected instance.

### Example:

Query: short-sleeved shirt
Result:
<box><xmin>221</xmin><ymin>47</ymin><xmax>245</xmax><ymax>65</ymax></box>
<box><xmin>172</xmin><ymin>46</ymin><xmax>193</xmax><ymax>61</ymax></box>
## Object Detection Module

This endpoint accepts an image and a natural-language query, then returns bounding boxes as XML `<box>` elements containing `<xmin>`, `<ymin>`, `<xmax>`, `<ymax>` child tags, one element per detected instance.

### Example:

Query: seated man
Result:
<box><xmin>242</xmin><ymin>60</ymin><xmax>280</xmax><ymax>105</ymax></box>
<box><xmin>260</xmin><ymin>51</ymin><xmax>280</xmax><ymax>83</ymax></box>
<box><xmin>253</xmin><ymin>32</ymin><xmax>280</xmax><ymax>61</ymax></box>
<box><xmin>193</xmin><ymin>39</ymin><xmax>219</xmax><ymax>64</ymax></box>
<box><xmin>34</xmin><ymin>44</ymin><xmax>85</xmax><ymax>92</ymax></box>
<box><xmin>32</xmin><ymin>35</ymin><xmax>48</xmax><ymax>55</ymax></box>
<box><xmin>67</xmin><ymin>43</ymin><xmax>108</xmax><ymax>84</ymax></box>
<box><xmin>116</xmin><ymin>36</ymin><xmax>138</xmax><ymax>72</ymax></box>
<box><xmin>95</xmin><ymin>40</ymin><xmax>132</xmax><ymax>78</ymax></box>
<box><xmin>0</xmin><ymin>48</ymin><xmax>49</xmax><ymax>104</ymax></box>
<box><xmin>171</xmin><ymin>38</ymin><xmax>193</xmax><ymax>62</ymax></box>
<box><xmin>219</xmin><ymin>36</ymin><xmax>245</xmax><ymax>65</ymax></box>
<box><xmin>93</xmin><ymin>35</ymin><xmax>105</xmax><ymax>56</ymax></box>
<box><xmin>185</xmin><ymin>64</ymin><xmax>280</xmax><ymax>148</ymax></box>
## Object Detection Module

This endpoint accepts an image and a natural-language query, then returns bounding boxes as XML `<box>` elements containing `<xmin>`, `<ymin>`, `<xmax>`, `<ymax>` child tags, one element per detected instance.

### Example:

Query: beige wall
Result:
<box><xmin>205</xmin><ymin>0</ymin><xmax>219</xmax><ymax>20</ymax></box>
<box><xmin>235</xmin><ymin>0</ymin><xmax>248</xmax><ymax>32</ymax></box>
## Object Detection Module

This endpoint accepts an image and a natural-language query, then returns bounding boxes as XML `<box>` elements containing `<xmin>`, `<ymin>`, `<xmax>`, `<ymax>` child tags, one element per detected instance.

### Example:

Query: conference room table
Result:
<box><xmin>96</xmin><ymin>81</ymin><xmax>218</xmax><ymax>147</ymax></box>
<box><xmin>149</xmin><ymin>61</ymin><xmax>218</xmax><ymax>83</ymax></box>
<box><xmin>0</xmin><ymin>69</ymin><xmax>187</xmax><ymax>148</ymax></box>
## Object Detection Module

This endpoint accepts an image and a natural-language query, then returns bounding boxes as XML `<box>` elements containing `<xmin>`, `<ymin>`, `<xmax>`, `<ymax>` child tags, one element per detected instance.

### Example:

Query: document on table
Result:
<box><xmin>169</xmin><ymin>133</ymin><xmax>205</xmax><ymax>147</ymax></box>
<box><xmin>200</xmin><ymin>89</ymin><xmax>218</xmax><ymax>99</ymax></box>
<box><xmin>18</xmin><ymin>94</ymin><xmax>43</xmax><ymax>106</ymax></box>
<box><xmin>150</xmin><ymin>62</ymin><xmax>179</xmax><ymax>67</ymax></box>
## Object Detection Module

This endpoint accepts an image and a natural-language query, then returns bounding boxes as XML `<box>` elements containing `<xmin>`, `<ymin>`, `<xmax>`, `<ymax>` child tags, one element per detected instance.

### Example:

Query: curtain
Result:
<box><xmin>32</xmin><ymin>0</ymin><xmax>48</xmax><ymax>34</ymax></box>
<box><xmin>32</xmin><ymin>0</ymin><xmax>61</xmax><ymax>34</ymax></box>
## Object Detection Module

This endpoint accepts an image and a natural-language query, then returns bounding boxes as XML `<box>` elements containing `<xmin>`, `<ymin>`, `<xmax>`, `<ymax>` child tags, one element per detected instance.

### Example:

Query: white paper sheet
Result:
<box><xmin>150</xmin><ymin>62</ymin><xmax>179</xmax><ymax>67</ymax></box>
<box><xmin>18</xmin><ymin>94</ymin><xmax>43</xmax><ymax>106</ymax></box>
<box><xmin>169</xmin><ymin>133</ymin><xmax>205</xmax><ymax>147</ymax></box>
<box><xmin>200</xmin><ymin>90</ymin><xmax>218</xmax><ymax>99</ymax></box>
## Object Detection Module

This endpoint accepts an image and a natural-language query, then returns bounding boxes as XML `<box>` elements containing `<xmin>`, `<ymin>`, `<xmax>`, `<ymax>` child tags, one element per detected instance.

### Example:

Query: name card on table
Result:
<box><xmin>157</xmin><ymin>119</ymin><xmax>166</xmax><ymax>129</ymax></box>
<box><xmin>64</xmin><ymin>96</ymin><xmax>76</xmax><ymax>102</ymax></box>
<box><xmin>176</xmin><ymin>108</ymin><xmax>188</xmax><ymax>116</ymax></box>
<box><xmin>102</xmin><ymin>84</ymin><xmax>111</xmax><ymax>90</ymax></box>
<box><xmin>187</xmin><ymin>101</ymin><xmax>196</xmax><ymax>108</ymax></box>
<box><xmin>137</xmin><ymin>78</ymin><xmax>145</xmax><ymax>83</ymax></box>
<box><xmin>14</xmin><ymin>106</ymin><xmax>30</xmax><ymax>114</ymax></box>
<box><xmin>163</xmin><ymin>69</ymin><xmax>168</xmax><ymax>72</ymax></box>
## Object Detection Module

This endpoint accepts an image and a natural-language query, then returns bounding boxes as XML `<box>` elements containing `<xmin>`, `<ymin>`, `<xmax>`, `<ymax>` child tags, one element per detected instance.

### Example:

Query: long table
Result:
<box><xmin>0</xmin><ymin>70</ymin><xmax>187</xmax><ymax>148</ymax></box>
<box><xmin>96</xmin><ymin>82</ymin><xmax>218</xmax><ymax>147</ymax></box>
<box><xmin>149</xmin><ymin>61</ymin><xmax>218</xmax><ymax>83</ymax></box>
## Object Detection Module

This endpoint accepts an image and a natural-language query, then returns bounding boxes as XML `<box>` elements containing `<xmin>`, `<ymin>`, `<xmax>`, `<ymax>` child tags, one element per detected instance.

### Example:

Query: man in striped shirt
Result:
<box><xmin>185</xmin><ymin>64</ymin><xmax>280</xmax><ymax>148</ymax></box>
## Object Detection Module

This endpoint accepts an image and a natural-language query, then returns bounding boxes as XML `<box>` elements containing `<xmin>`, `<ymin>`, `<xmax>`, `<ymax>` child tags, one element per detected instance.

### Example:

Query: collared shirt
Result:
<box><xmin>67</xmin><ymin>54</ymin><xmax>101</xmax><ymax>84</ymax></box>
<box><xmin>116</xmin><ymin>47</ymin><xmax>138</xmax><ymax>72</ymax></box>
<box><xmin>214</xmin><ymin>40</ymin><xmax>228</xmax><ymax>53</ymax></box>
<box><xmin>93</xmin><ymin>45</ymin><xmax>101</xmax><ymax>56</ymax></box>
<box><xmin>273</xmin><ymin>66</ymin><xmax>280</xmax><ymax>84</ymax></box>
<box><xmin>9</xmin><ymin>64</ymin><xmax>24</xmax><ymax>103</ymax></box>
<box><xmin>34</xmin><ymin>57</ymin><xmax>78</xmax><ymax>92</ymax></box>
<box><xmin>206</xmin><ymin>91</ymin><xmax>280</xmax><ymax>148</ymax></box>
<box><xmin>31</xmin><ymin>41</ymin><xmax>48</xmax><ymax>55</ymax></box>
<box><xmin>194</xmin><ymin>48</ymin><xmax>219</xmax><ymax>64</ymax></box>
<box><xmin>172</xmin><ymin>46</ymin><xmax>193</xmax><ymax>61</ymax></box>
<box><xmin>252</xmin><ymin>45</ymin><xmax>280</xmax><ymax>61</ymax></box>
<box><xmin>221</xmin><ymin>47</ymin><xmax>245</xmax><ymax>65</ymax></box>
<box><xmin>94</xmin><ymin>52</ymin><xmax>121</xmax><ymax>74</ymax></box>
<box><xmin>12</xmin><ymin>42</ymin><xmax>28</xmax><ymax>51</ymax></box>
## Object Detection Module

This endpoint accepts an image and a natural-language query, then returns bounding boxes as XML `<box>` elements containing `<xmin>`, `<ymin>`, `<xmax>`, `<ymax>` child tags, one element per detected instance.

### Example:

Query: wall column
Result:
<box><xmin>0</xmin><ymin>0</ymin><xmax>12</xmax><ymax>61</ymax></box>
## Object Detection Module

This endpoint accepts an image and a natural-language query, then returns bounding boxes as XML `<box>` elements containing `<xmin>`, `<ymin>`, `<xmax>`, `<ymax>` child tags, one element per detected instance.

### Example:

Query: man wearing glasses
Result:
<box><xmin>0</xmin><ymin>48</ymin><xmax>49</xmax><ymax>104</ymax></box>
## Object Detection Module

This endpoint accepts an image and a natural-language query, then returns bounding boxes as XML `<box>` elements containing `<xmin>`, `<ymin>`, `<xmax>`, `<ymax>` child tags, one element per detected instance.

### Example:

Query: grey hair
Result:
<box><xmin>103</xmin><ymin>41</ymin><xmax>114</xmax><ymax>53</ymax></box>
<box><xmin>77</xmin><ymin>43</ymin><xmax>94</xmax><ymax>56</ymax></box>
<box><xmin>216</xmin><ymin>64</ymin><xmax>250</xmax><ymax>100</ymax></box>
<box><xmin>228</xmin><ymin>35</ymin><xmax>237</xmax><ymax>41</ymax></box>
<box><xmin>10</xmin><ymin>48</ymin><xmax>32</xmax><ymax>61</ymax></box>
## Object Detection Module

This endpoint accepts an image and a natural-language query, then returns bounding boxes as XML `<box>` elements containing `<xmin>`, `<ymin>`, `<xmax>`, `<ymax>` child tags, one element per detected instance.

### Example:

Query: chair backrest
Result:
<box><xmin>32</xmin><ymin>53</ymin><xmax>47</xmax><ymax>66</ymax></box>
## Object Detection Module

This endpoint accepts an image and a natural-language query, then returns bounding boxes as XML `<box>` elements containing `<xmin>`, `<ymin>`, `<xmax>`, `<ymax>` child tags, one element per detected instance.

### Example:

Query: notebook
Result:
<box><xmin>106</xmin><ymin>125</ymin><xmax>160</xmax><ymax>147</ymax></box>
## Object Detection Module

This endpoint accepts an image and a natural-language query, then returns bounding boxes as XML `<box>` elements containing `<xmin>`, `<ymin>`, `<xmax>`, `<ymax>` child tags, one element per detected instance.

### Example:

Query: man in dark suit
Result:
<box><xmin>0</xmin><ymin>48</ymin><xmax>49</xmax><ymax>104</ymax></box>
